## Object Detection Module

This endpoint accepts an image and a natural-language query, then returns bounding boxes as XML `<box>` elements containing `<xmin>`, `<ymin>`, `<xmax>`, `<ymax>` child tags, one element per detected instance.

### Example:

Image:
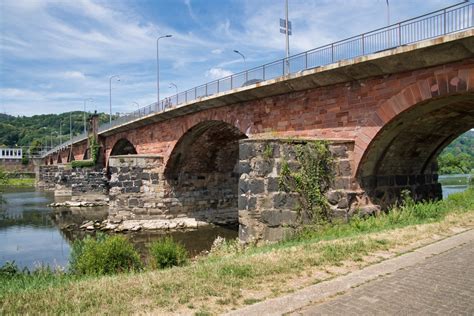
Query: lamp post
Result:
<box><xmin>83</xmin><ymin>98</ymin><xmax>93</xmax><ymax>134</ymax></box>
<box><xmin>59</xmin><ymin>122</ymin><xmax>62</xmax><ymax>144</ymax></box>
<box><xmin>233</xmin><ymin>50</ymin><xmax>247</xmax><ymax>70</ymax></box>
<box><xmin>132</xmin><ymin>102</ymin><xmax>140</xmax><ymax>117</ymax></box>
<box><xmin>157</xmin><ymin>34</ymin><xmax>172</xmax><ymax>110</ymax></box>
<box><xmin>69</xmin><ymin>112</ymin><xmax>72</xmax><ymax>142</ymax></box>
<box><xmin>50</xmin><ymin>132</ymin><xmax>56</xmax><ymax>149</ymax></box>
<box><xmin>109</xmin><ymin>75</ymin><xmax>120</xmax><ymax>124</ymax></box>
<box><xmin>169</xmin><ymin>82</ymin><xmax>178</xmax><ymax>95</ymax></box>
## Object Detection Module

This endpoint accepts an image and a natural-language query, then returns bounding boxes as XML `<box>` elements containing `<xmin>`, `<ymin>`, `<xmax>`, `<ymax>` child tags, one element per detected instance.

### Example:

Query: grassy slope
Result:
<box><xmin>1</xmin><ymin>189</ymin><xmax>473</xmax><ymax>315</ymax></box>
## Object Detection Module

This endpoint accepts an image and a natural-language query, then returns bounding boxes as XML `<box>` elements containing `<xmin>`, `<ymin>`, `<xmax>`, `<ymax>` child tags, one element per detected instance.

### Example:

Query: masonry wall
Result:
<box><xmin>108</xmin><ymin>155</ymin><xmax>238</xmax><ymax>224</ymax></box>
<box><xmin>37</xmin><ymin>165</ymin><xmax>108</xmax><ymax>198</ymax></box>
<box><xmin>238</xmin><ymin>139</ymin><xmax>372</xmax><ymax>243</ymax></box>
<box><xmin>108</xmin><ymin>155</ymin><xmax>165</xmax><ymax>220</ymax></box>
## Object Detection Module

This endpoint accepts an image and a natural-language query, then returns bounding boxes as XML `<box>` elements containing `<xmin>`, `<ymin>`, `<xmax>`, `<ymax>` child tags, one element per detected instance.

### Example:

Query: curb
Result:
<box><xmin>225</xmin><ymin>229</ymin><xmax>474</xmax><ymax>316</ymax></box>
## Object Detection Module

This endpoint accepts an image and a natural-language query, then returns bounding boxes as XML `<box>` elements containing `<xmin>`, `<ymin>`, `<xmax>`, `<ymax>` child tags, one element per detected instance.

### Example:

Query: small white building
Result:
<box><xmin>0</xmin><ymin>148</ymin><xmax>23</xmax><ymax>160</ymax></box>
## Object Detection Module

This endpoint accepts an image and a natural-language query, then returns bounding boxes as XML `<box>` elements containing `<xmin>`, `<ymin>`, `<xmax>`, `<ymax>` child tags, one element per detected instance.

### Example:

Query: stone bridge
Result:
<box><xmin>39</xmin><ymin>30</ymin><xmax>474</xmax><ymax>242</ymax></box>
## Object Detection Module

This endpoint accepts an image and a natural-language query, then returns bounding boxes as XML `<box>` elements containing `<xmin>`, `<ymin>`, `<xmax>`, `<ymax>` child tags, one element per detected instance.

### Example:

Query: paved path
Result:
<box><xmin>227</xmin><ymin>229</ymin><xmax>474</xmax><ymax>316</ymax></box>
<box><xmin>292</xmin><ymin>240</ymin><xmax>474</xmax><ymax>315</ymax></box>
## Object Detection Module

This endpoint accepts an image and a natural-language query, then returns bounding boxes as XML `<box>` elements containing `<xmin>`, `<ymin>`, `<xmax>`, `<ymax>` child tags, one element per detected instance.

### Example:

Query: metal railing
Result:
<box><xmin>42</xmin><ymin>2</ymin><xmax>474</xmax><ymax>158</ymax></box>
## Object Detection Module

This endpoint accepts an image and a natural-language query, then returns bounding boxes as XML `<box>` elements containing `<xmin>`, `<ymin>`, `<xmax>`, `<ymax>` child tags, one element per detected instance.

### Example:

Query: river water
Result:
<box><xmin>0</xmin><ymin>176</ymin><xmax>471</xmax><ymax>269</ymax></box>
<box><xmin>0</xmin><ymin>188</ymin><xmax>237</xmax><ymax>269</ymax></box>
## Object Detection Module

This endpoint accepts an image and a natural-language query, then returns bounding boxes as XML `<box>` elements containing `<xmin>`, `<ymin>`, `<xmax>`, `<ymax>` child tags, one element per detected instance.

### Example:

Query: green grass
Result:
<box><xmin>1</xmin><ymin>188</ymin><xmax>473</xmax><ymax>314</ymax></box>
<box><xmin>2</xmin><ymin>177</ymin><xmax>35</xmax><ymax>187</ymax></box>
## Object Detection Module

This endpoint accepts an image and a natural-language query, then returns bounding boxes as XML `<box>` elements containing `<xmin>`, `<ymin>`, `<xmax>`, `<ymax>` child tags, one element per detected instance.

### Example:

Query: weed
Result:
<box><xmin>149</xmin><ymin>237</ymin><xmax>188</xmax><ymax>269</ymax></box>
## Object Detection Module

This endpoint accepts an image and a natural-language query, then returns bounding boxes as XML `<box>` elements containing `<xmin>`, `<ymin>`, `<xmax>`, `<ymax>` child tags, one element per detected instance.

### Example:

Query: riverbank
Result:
<box><xmin>1</xmin><ymin>189</ymin><xmax>473</xmax><ymax>315</ymax></box>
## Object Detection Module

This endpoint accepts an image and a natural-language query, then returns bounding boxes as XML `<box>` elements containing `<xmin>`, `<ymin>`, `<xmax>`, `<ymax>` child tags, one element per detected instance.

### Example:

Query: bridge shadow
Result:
<box><xmin>358</xmin><ymin>93</ymin><xmax>474</xmax><ymax>208</ymax></box>
<box><xmin>163</xmin><ymin>120</ymin><xmax>247</xmax><ymax>225</ymax></box>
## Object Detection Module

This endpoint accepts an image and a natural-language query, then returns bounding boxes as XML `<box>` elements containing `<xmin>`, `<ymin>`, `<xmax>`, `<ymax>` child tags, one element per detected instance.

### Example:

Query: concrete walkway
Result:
<box><xmin>227</xmin><ymin>229</ymin><xmax>474</xmax><ymax>316</ymax></box>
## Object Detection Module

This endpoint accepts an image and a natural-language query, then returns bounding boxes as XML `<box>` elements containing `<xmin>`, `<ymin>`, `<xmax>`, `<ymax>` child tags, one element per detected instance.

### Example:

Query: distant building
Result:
<box><xmin>0</xmin><ymin>148</ymin><xmax>23</xmax><ymax>160</ymax></box>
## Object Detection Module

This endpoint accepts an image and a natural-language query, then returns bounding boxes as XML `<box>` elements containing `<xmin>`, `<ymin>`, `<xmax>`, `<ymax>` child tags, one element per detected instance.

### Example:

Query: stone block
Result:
<box><xmin>248</xmin><ymin>178</ymin><xmax>265</xmax><ymax>194</ymax></box>
<box><xmin>336</xmin><ymin>160</ymin><xmax>352</xmax><ymax>177</ymax></box>
<box><xmin>263</xmin><ymin>226</ymin><xmax>295</xmax><ymax>242</ymax></box>
<box><xmin>261</xmin><ymin>209</ymin><xmax>298</xmax><ymax>227</ymax></box>
<box><xmin>128</xmin><ymin>198</ymin><xmax>139</xmax><ymax>207</ymax></box>
<box><xmin>396</xmin><ymin>175</ymin><xmax>408</xmax><ymax>186</ymax></box>
<box><xmin>251</xmin><ymin>159</ymin><xmax>273</xmax><ymax>177</ymax></box>
<box><xmin>239</xmin><ymin>161</ymin><xmax>251</xmax><ymax>174</ymax></box>
<box><xmin>329</xmin><ymin>144</ymin><xmax>348</xmax><ymax>159</ymax></box>
<box><xmin>239</xmin><ymin>142</ymin><xmax>255</xmax><ymax>160</ymax></box>
<box><xmin>327</xmin><ymin>190</ymin><xmax>345</xmax><ymax>205</ymax></box>
<box><xmin>267</xmin><ymin>177</ymin><xmax>281</xmax><ymax>192</ymax></box>
<box><xmin>272</xmin><ymin>192</ymin><xmax>298</xmax><ymax>209</ymax></box>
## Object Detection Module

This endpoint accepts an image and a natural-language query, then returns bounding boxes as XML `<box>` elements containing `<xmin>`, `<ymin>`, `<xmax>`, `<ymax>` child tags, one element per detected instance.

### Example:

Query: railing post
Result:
<box><xmin>305</xmin><ymin>52</ymin><xmax>308</xmax><ymax>69</ymax></box>
<box><xmin>231</xmin><ymin>75</ymin><xmax>233</xmax><ymax>89</ymax></box>
<box><xmin>331</xmin><ymin>43</ymin><xmax>334</xmax><ymax>62</ymax></box>
<box><xmin>217</xmin><ymin>80</ymin><xmax>220</xmax><ymax>93</ymax></box>
<box><xmin>245</xmin><ymin>70</ymin><xmax>248</xmax><ymax>83</ymax></box>
<box><xmin>195</xmin><ymin>87</ymin><xmax>197</xmax><ymax>99</ymax></box>
<box><xmin>185</xmin><ymin>91</ymin><xmax>188</xmax><ymax>103</ymax></box>
<box><xmin>398</xmin><ymin>22</ymin><xmax>402</xmax><ymax>46</ymax></box>
<box><xmin>443</xmin><ymin>9</ymin><xmax>447</xmax><ymax>34</ymax></box>
<box><xmin>205</xmin><ymin>84</ymin><xmax>208</xmax><ymax>97</ymax></box>
<box><xmin>361</xmin><ymin>34</ymin><xmax>365</xmax><ymax>55</ymax></box>
<box><xmin>263</xmin><ymin>65</ymin><xmax>266</xmax><ymax>80</ymax></box>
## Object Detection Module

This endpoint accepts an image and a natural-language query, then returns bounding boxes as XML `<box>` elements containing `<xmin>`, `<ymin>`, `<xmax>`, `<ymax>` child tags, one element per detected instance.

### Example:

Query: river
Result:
<box><xmin>0</xmin><ymin>176</ymin><xmax>471</xmax><ymax>269</ymax></box>
<box><xmin>0</xmin><ymin>188</ymin><xmax>237</xmax><ymax>269</ymax></box>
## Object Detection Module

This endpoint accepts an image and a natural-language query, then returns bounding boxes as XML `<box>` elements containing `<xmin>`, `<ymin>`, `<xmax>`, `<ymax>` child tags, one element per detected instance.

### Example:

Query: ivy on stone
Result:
<box><xmin>280</xmin><ymin>141</ymin><xmax>334</xmax><ymax>223</ymax></box>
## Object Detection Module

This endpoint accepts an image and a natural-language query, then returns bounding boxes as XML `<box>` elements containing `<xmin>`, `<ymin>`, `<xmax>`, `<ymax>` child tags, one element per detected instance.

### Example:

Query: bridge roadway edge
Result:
<box><xmin>225</xmin><ymin>228</ymin><xmax>474</xmax><ymax>316</ymax></box>
<box><xmin>98</xmin><ymin>30</ymin><xmax>474</xmax><ymax>137</ymax></box>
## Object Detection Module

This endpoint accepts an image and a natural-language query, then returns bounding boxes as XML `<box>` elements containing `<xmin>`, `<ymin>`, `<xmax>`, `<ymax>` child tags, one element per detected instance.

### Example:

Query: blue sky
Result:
<box><xmin>0</xmin><ymin>0</ymin><xmax>460</xmax><ymax>116</ymax></box>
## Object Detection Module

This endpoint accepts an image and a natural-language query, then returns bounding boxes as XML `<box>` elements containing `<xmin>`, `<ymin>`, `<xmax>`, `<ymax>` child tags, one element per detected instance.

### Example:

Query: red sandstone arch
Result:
<box><xmin>356</xmin><ymin>68</ymin><xmax>474</xmax><ymax>205</ymax></box>
<box><xmin>110</xmin><ymin>138</ymin><xmax>137</xmax><ymax>156</ymax></box>
<box><xmin>56</xmin><ymin>153</ymin><xmax>62</xmax><ymax>164</ymax></box>
<box><xmin>165</xmin><ymin>120</ymin><xmax>247</xmax><ymax>177</ymax></box>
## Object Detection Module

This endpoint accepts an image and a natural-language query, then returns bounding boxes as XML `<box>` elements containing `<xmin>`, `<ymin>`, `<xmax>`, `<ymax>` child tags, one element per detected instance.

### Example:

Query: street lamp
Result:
<box><xmin>50</xmin><ymin>131</ymin><xmax>57</xmax><ymax>149</ymax></box>
<box><xmin>169</xmin><ymin>82</ymin><xmax>178</xmax><ymax>95</ymax></box>
<box><xmin>131</xmin><ymin>102</ymin><xmax>140</xmax><ymax>117</ymax></box>
<box><xmin>233</xmin><ymin>50</ymin><xmax>247</xmax><ymax>70</ymax></box>
<box><xmin>59</xmin><ymin>122</ymin><xmax>62</xmax><ymax>144</ymax></box>
<box><xmin>157</xmin><ymin>34</ymin><xmax>172</xmax><ymax>110</ymax></box>
<box><xmin>109</xmin><ymin>75</ymin><xmax>120</xmax><ymax>124</ymax></box>
<box><xmin>83</xmin><ymin>98</ymin><xmax>93</xmax><ymax>134</ymax></box>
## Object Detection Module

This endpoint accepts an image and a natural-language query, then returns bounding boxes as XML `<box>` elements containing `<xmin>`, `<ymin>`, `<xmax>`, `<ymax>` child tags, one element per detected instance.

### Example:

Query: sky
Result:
<box><xmin>0</xmin><ymin>0</ymin><xmax>462</xmax><ymax>116</ymax></box>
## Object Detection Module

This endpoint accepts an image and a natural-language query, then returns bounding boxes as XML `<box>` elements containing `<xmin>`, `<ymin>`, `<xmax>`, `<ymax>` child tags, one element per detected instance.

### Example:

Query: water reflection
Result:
<box><xmin>0</xmin><ymin>188</ymin><xmax>238</xmax><ymax>269</ymax></box>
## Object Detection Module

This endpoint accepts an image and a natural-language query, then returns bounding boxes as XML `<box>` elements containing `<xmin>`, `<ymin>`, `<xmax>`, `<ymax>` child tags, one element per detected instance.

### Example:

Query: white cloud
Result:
<box><xmin>205</xmin><ymin>68</ymin><xmax>233</xmax><ymax>80</ymax></box>
<box><xmin>62</xmin><ymin>71</ymin><xmax>86</xmax><ymax>80</ymax></box>
<box><xmin>211</xmin><ymin>48</ymin><xmax>223</xmax><ymax>54</ymax></box>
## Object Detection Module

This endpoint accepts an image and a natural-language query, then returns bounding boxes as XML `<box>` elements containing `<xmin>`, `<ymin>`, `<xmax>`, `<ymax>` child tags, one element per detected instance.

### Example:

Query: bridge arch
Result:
<box><xmin>357</xmin><ymin>78</ymin><xmax>474</xmax><ymax>207</ymax></box>
<box><xmin>164</xmin><ymin>120</ymin><xmax>248</xmax><ymax>224</ymax></box>
<box><xmin>110</xmin><ymin>138</ymin><xmax>137</xmax><ymax>156</ymax></box>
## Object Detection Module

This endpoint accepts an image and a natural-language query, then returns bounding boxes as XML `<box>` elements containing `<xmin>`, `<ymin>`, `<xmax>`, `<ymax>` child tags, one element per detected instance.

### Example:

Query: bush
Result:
<box><xmin>149</xmin><ymin>237</ymin><xmax>188</xmax><ymax>269</ymax></box>
<box><xmin>70</xmin><ymin>234</ymin><xmax>142</xmax><ymax>275</ymax></box>
<box><xmin>70</xmin><ymin>159</ymin><xmax>95</xmax><ymax>168</ymax></box>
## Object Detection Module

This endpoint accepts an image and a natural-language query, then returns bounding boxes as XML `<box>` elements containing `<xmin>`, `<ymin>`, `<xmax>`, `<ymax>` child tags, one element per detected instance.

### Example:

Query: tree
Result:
<box><xmin>438</xmin><ymin>152</ymin><xmax>474</xmax><ymax>174</ymax></box>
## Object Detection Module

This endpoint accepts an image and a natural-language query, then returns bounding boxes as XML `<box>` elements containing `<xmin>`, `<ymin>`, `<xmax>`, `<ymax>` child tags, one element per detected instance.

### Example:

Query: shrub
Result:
<box><xmin>70</xmin><ymin>234</ymin><xmax>142</xmax><ymax>275</ymax></box>
<box><xmin>149</xmin><ymin>237</ymin><xmax>188</xmax><ymax>269</ymax></box>
<box><xmin>70</xmin><ymin>159</ymin><xmax>95</xmax><ymax>168</ymax></box>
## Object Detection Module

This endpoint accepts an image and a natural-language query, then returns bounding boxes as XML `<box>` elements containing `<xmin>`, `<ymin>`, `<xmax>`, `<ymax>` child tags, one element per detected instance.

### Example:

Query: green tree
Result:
<box><xmin>438</xmin><ymin>152</ymin><xmax>474</xmax><ymax>174</ymax></box>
